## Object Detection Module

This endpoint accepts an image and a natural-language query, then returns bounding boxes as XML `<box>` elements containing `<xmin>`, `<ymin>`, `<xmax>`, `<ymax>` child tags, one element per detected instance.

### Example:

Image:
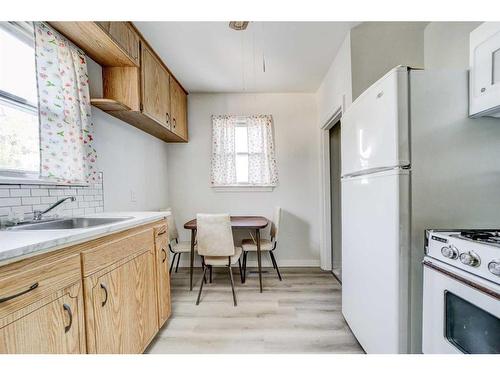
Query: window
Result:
<box><xmin>211</xmin><ymin>115</ymin><xmax>278</xmax><ymax>189</ymax></box>
<box><xmin>0</xmin><ymin>22</ymin><xmax>39</xmax><ymax>177</ymax></box>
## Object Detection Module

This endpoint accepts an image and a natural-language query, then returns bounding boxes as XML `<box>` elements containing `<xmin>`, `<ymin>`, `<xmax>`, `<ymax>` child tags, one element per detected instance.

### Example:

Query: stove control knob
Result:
<box><xmin>441</xmin><ymin>245</ymin><xmax>458</xmax><ymax>259</ymax></box>
<box><xmin>459</xmin><ymin>251</ymin><xmax>481</xmax><ymax>267</ymax></box>
<box><xmin>488</xmin><ymin>260</ymin><xmax>500</xmax><ymax>276</ymax></box>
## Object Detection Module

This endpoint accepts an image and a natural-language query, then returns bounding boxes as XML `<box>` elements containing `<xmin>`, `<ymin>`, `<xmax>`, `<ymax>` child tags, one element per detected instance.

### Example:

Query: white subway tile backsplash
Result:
<box><xmin>0</xmin><ymin>197</ymin><xmax>22</xmax><ymax>207</ymax></box>
<box><xmin>0</xmin><ymin>174</ymin><xmax>104</xmax><ymax>219</ymax></box>
<box><xmin>21</xmin><ymin>196</ymin><xmax>41</xmax><ymax>205</ymax></box>
<box><xmin>10</xmin><ymin>189</ymin><xmax>30</xmax><ymax>197</ymax></box>
<box><xmin>31</xmin><ymin>188</ymin><xmax>49</xmax><ymax>196</ymax></box>
<box><xmin>41</xmin><ymin>196</ymin><xmax>57</xmax><ymax>204</ymax></box>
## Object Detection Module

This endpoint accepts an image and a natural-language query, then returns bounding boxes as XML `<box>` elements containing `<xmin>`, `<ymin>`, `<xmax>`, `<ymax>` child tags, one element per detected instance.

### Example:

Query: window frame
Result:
<box><xmin>212</xmin><ymin>115</ymin><xmax>276</xmax><ymax>192</ymax></box>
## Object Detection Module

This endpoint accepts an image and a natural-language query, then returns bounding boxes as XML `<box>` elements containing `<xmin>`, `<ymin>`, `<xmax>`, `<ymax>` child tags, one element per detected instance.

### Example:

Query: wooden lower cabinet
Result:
<box><xmin>154</xmin><ymin>225</ymin><xmax>171</xmax><ymax>327</ymax></box>
<box><xmin>84</xmin><ymin>250</ymin><xmax>158</xmax><ymax>353</ymax></box>
<box><xmin>0</xmin><ymin>219</ymin><xmax>170</xmax><ymax>354</ymax></box>
<box><xmin>0</xmin><ymin>283</ymin><xmax>86</xmax><ymax>354</ymax></box>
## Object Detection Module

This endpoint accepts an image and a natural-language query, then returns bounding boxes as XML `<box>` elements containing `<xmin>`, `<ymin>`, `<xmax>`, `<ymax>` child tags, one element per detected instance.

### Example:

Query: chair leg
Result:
<box><xmin>270</xmin><ymin>252</ymin><xmax>282</xmax><ymax>281</ymax></box>
<box><xmin>201</xmin><ymin>257</ymin><xmax>207</xmax><ymax>284</ymax></box>
<box><xmin>270</xmin><ymin>252</ymin><xmax>276</xmax><ymax>269</ymax></box>
<box><xmin>238</xmin><ymin>258</ymin><xmax>244</xmax><ymax>283</ymax></box>
<box><xmin>175</xmin><ymin>252</ymin><xmax>181</xmax><ymax>272</ymax></box>
<box><xmin>242</xmin><ymin>251</ymin><xmax>247</xmax><ymax>283</ymax></box>
<box><xmin>196</xmin><ymin>266</ymin><xmax>208</xmax><ymax>305</ymax></box>
<box><xmin>209</xmin><ymin>265</ymin><xmax>213</xmax><ymax>283</ymax></box>
<box><xmin>169</xmin><ymin>253</ymin><xmax>177</xmax><ymax>274</ymax></box>
<box><xmin>228</xmin><ymin>266</ymin><xmax>237</xmax><ymax>306</ymax></box>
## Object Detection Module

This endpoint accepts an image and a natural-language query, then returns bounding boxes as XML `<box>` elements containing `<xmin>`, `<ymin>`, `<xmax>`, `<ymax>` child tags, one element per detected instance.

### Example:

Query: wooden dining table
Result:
<box><xmin>184</xmin><ymin>216</ymin><xmax>269</xmax><ymax>293</ymax></box>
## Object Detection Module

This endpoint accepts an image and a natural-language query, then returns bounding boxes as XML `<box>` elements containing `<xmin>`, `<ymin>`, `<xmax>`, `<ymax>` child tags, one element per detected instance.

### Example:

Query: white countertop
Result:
<box><xmin>0</xmin><ymin>211</ymin><xmax>170</xmax><ymax>265</ymax></box>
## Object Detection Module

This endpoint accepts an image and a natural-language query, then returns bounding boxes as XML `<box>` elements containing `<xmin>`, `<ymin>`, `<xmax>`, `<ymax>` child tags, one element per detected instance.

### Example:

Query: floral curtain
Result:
<box><xmin>247</xmin><ymin>115</ymin><xmax>278</xmax><ymax>186</ymax></box>
<box><xmin>34</xmin><ymin>22</ymin><xmax>97</xmax><ymax>184</ymax></box>
<box><xmin>210</xmin><ymin>115</ymin><xmax>237</xmax><ymax>185</ymax></box>
<box><xmin>210</xmin><ymin>114</ymin><xmax>278</xmax><ymax>186</ymax></box>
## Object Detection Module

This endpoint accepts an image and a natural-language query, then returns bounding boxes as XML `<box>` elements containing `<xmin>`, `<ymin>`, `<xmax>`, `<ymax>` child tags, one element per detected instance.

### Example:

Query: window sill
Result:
<box><xmin>0</xmin><ymin>176</ymin><xmax>89</xmax><ymax>187</ymax></box>
<box><xmin>212</xmin><ymin>185</ymin><xmax>275</xmax><ymax>192</ymax></box>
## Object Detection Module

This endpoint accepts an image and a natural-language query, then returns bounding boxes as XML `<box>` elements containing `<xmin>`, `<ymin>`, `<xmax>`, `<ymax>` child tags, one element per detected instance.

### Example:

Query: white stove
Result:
<box><xmin>426</xmin><ymin>230</ymin><xmax>500</xmax><ymax>284</ymax></box>
<box><xmin>422</xmin><ymin>229</ymin><xmax>500</xmax><ymax>354</ymax></box>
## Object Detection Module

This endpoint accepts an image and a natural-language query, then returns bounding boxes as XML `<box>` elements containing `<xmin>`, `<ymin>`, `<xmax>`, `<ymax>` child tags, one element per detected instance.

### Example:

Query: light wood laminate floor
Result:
<box><xmin>147</xmin><ymin>267</ymin><xmax>363</xmax><ymax>354</ymax></box>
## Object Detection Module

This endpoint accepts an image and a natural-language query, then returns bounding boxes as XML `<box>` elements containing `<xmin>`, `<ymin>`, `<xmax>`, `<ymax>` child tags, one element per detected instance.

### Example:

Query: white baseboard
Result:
<box><xmin>172</xmin><ymin>256</ymin><xmax>320</xmax><ymax>268</ymax></box>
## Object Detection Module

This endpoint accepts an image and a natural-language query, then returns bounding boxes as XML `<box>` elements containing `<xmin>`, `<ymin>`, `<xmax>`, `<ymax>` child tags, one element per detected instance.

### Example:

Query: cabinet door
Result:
<box><xmin>0</xmin><ymin>283</ymin><xmax>85</xmax><ymax>354</ymax></box>
<box><xmin>141</xmin><ymin>44</ymin><xmax>170</xmax><ymax>128</ymax></box>
<box><xmin>155</xmin><ymin>228</ymin><xmax>171</xmax><ymax>327</ymax></box>
<box><xmin>96</xmin><ymin>22</ymin><xmax>140</xmax><ymax>65</ymax></box>
<box><xmin>90</xmin><ymin>250</ymin><xmax>158</xmax><ymax>354</ymax></box>
<box><xmin>170</xmin><ymin>77</ymin><xmax>188</xmax><ymax>140</ymax></box>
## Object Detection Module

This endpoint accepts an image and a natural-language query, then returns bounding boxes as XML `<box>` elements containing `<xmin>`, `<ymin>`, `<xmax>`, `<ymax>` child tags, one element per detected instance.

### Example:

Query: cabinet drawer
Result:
<box><xmin>0</xmin><ymin>254</ymin><xmax>81</xmax><ymax>319</ymax></box>
<box><xmin>81</xmin><ymin>228</ymin><xmax>154</xmax><ymax>277</ymax></box>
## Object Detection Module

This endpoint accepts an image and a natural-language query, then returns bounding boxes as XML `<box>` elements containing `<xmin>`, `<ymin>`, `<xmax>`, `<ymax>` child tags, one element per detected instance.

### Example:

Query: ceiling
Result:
<box><xmin>133</xmin><ymin>22</ymin><xmax>356</xmax><ymax>93</ymax></box>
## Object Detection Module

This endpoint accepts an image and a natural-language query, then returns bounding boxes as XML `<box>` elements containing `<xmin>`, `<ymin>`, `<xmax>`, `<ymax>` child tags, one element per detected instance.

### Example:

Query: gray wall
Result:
<box><xmin>424</xmin><ymin>22</ymin><xmax>481</xmax><ymax>69</ymax></box>
<box><xmin>350</xmin><ymin>22</ymin><xmax>427</xmax><ymax>100</ymax></box>
<box><xmin>167</xmin><ymin>93</ymin><xmax>321</xmax><ymax>267</ymax></box>
<box><xmin>408</xmin><ymin>21</ymin><xmax>500</xmax><ymax>353</ymax></box>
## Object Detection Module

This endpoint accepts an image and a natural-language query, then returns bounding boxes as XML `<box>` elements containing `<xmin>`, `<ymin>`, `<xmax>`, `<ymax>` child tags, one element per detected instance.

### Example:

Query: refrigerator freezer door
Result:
<box><xmin>341</xmin><ymin>169</ymin><xmax>410</xmax><ymax>353</ymax></box>
<box><xmin>341</xmin><ymin>67</ymin><xmax>409</xmax><ymax>177</ymax></box>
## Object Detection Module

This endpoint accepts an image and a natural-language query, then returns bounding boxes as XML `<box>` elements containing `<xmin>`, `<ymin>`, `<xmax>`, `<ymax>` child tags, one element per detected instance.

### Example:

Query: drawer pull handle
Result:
<box><xmin>63</xmin><ymin>303</ymin><xmax>73</xmax><ymax>333</ymax></box>
<box><xmin>0</xmin><ymin>282</ymin><xmax>39</xmax><ymax>303</ymax></box>
<box><xmin>100</xmin><ymin>283</ymin><xmax>108</xmax><ymax>307</ymax></box>
<box><xmin>157</xmin><ymin>230</ymin><xmax>167</xmax><ymax>236</ymax></box>
<box><xmin>162</xmin><ymin>248</ymin><xmax>167</xmax><ymax>263</ymax></box>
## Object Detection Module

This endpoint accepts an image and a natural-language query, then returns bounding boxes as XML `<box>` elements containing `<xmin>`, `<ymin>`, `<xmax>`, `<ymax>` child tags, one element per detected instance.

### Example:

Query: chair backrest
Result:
<box><xmin>270</xmin><ymin>207</ymin><xmax>281</xmax><ymax>242</ymax></box>
<box><xmin>166</xmin><ymin>209</ymin><xmax>179</xmax><ymax>241</ymax></box>
<box><xmin>196</xmin><ymin>214</ymin><xmax>235</xmax><ymax>257</ymax></box>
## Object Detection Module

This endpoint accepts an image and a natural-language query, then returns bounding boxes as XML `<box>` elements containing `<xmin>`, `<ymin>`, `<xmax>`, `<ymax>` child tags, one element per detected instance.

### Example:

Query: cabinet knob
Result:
<box><xmin>166</xmin><ymin>113</ymin><xmax>170</xmax><ymax>124</ymax></box>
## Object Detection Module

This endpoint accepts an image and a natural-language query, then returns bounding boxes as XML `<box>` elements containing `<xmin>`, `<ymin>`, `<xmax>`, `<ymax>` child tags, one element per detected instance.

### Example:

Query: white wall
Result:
<box><xmin>167</xmin><ymin>93</ymin><xmax>320</xmax><ymax>267</ymax></box>
<box><xmin>316</xmin><ymin>33</ymin><xmax>352</xmax><ymax>126</ymax></box>
<box><xmin>87</xmin><ymin>59</ymin><xmax>170</xmax><ymax>212</ymax></box>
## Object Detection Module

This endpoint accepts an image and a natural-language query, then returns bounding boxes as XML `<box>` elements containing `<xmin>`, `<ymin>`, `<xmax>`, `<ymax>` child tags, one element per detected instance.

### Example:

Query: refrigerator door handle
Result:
<box><xmin>341</xmin><ymin>165</ymin><xmax>411</xmax><ymax>179</ymax></box>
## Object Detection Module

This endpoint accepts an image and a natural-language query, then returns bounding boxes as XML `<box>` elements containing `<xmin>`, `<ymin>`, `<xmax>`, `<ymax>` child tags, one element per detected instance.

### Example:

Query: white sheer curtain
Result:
<box><xmin>210</xmin><ymin>115</ymin><xmax>278</xmax><ymax>187</ymax></box>
<box><xmin>34</xmin><ymin>22</ymin><xmax>97</xmax><ymax>184</ymax></box>
<box><xmin>210</xmin><ymin>115</ymin><xmax>237</xmax><ymax>185</ymax></box>
<box><xmin>247</xmin><ymin>115</ymin><xmax>278</xmax><ymax>186</ymax></box>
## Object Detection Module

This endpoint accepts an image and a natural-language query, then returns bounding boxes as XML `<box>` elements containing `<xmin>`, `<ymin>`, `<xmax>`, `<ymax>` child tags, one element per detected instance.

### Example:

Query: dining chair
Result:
<box><xmin>166</xmin><ymin>210</ymin><xmax>195</xmax><ymax>274</ymax></box>
<box><xmin>241</xmin><ymin>207</ymin><xmax>282</xmax><ymax>281</ymax></box>
<box><xmin>195</xmin><ymin>214</ymin><xmax>243</xmax><ymax>306</ymax></box>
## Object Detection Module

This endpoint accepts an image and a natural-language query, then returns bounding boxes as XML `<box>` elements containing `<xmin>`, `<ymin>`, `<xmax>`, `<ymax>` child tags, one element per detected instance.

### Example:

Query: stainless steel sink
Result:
<box><xmin>7</xmin><ymin>217</ymin><xmax>133</xmax><ymax>231</ymax></box>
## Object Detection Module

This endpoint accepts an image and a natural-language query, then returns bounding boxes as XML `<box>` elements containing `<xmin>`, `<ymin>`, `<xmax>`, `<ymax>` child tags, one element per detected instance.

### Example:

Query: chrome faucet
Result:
<box><xmin>33</xmin><ymin>196</ymin><xmax>76</xmax><ymax>221</ymax></box>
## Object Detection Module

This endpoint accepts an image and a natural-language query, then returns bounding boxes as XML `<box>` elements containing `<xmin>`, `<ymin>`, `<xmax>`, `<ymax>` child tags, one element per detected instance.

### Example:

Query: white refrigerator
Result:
<box><xmin>341</xmin><ymin>66</ymin><xmax>411</xmax><ymax>354</ymax></box>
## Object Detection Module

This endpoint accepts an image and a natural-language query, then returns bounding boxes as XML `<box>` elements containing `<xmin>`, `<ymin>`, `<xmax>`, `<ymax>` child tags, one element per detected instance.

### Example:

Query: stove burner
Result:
<box><xmin>460</xmin><ymin>230</ymin><xmax>500</xmax><ymax>244</ymax></box>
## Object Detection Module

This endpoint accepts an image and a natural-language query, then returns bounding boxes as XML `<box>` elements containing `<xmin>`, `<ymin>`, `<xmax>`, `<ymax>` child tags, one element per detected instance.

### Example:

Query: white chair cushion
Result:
<box><xmin>204</xmin><ymin>246</ymin><xmax>242</xmax><ymax>266</ymax></box>
<box><xmin>241</xmin><ymin>239</ymin><xmax>274</xmax><ymax>251</ymax></box>
<box><xmin>171</xmin><ymin>241</ymin><xmax>194</xmax><ymax>253</ymax></box>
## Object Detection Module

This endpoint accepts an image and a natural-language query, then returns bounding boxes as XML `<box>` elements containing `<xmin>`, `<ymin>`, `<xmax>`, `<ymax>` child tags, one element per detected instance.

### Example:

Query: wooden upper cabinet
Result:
<box><xmin>170</xmin><ymin>77</ymin><xmax>188</xmax><ymax>140</ymax></box>
<box><xmin>49</xmin><ymin>22</ymin><xmax>140</xmax><ymax>67</ymax></box>
<box><xmin>96</xmin><ymin>22</ymin><xmax>140</xmax><ymax>65</ymax></box>
<box><xmin>141</xmin><ymin>44</ymin><xmax>170</xmax><ymax>129</ymax></box>
<box><xmin>51</xmin><ymin>21</ymin><xmax>188</xmax><ymax>142</ymax></box>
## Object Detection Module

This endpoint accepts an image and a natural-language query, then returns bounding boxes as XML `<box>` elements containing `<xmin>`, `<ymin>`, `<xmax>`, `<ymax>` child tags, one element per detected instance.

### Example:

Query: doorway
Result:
<box><xmin>329</xmin><ymin>121</ymin><xmax>342</xmax><ymax>282</ymax></box>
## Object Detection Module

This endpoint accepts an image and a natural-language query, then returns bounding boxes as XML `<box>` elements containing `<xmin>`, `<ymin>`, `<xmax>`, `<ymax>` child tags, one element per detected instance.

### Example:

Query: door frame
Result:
<box><xmin>319</xmin><ymin>106</ymin><xmax>343</xmax><ymax>270</ymax></box>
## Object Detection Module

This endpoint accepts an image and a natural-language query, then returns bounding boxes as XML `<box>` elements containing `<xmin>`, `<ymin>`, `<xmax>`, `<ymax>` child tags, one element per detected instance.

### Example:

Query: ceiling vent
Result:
<box><xmin>229</xmin><ymin>21</ymin><xmax>249</xmax><ymax>31</ymax></box>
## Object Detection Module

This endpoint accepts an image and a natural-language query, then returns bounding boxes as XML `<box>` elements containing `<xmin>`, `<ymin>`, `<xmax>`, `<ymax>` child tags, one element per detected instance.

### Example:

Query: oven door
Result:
<box><xmin>423</xmin><ymin>260</ymin><xmax>500</xmax><ymax>354</ymax></box>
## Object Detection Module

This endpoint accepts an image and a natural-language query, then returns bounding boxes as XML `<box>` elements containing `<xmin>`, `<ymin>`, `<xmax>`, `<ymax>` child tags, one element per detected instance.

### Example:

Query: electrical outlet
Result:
<box><xmin>130</xmin><ymin>190</ymin><xmax>137</xmax><ymax>203</ymax></box>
